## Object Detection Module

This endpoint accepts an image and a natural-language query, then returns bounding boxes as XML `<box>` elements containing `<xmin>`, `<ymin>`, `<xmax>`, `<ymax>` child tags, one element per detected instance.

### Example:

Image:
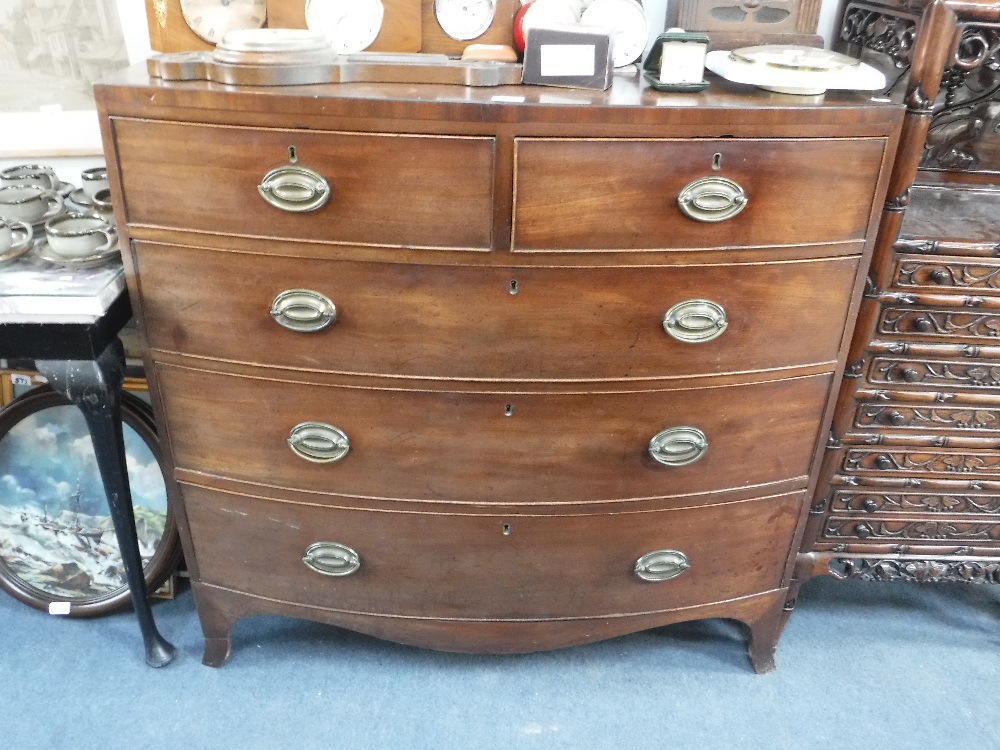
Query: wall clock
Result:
<box><xmin>579</xmin><ymin>0</ymin><xmax>648</xmax><ymax>68</ymax></box>
<box><xmin>305</xmin><ymin>0</ymin><xmax>385</xmax><ymax>54</ymax></box>
<box><xmin>420</xmin><ymin>0</ymin><xmax>518</xmax><ymax>54</ymax></box>
<box><xmin>179</xmin><ymin>0</ymin><xmax>267</xmax><ymax>44</ymax></box>
<box><xmin>433</xmin><ymin>0</ymin><xmax>497</xmax><ymax>41</ymax></box>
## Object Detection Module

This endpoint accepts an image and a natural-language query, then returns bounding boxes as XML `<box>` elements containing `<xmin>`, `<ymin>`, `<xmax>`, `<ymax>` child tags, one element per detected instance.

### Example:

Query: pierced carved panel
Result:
<box><xmin>840</xmin><ymin>2</ymin><xmax>917</xmax><ymax>68</ymax></box>
<box><xmin>870</xmin><ymin>357</ymin><xmax>1000</xmax><ymax>388</ymax></box>
<box><xmin>855</xmin><ymin>401</ymin><xmax>1000</xmax><ymax>431</ymax></box>
<box><xmin>897</xmin><ymin>260</ymin><xmax>1000</xmax><ymax>291</ymax></box>
<box><xmin>829</xmin><ymin>557</ymin><xmax>1000</xmax><ymax>583</ymax></box>
<box><xmin>879</xmin><ymin>308</ymin><xmax>1000</xmax><ymax>340</ymax></box>
<box><xmin>923</xmin><ymin>23</ymin><xmax>1000</xmax><ymax>173</ymax></box>
<box><xmin>844</xmin><ymin>448</ymin><xmax>1000</xmax><ymax>476</ymax></box>
<box><xmin>831</xmin><ymin>489</ymin><xmax>1000</xmax><ymax>514</ymax></box>
<box><xmin>825</xmin><ymin>517</ymin><xmax>1000</xmax><ymax>542</ymax></box>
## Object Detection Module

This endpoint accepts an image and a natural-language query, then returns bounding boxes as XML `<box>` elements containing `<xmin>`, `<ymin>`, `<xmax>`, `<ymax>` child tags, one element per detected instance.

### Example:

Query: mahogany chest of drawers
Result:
<box><xmin>95</xmin><ymin>69</ymin><xmax>900</xmax><ymax>670</ymax></box>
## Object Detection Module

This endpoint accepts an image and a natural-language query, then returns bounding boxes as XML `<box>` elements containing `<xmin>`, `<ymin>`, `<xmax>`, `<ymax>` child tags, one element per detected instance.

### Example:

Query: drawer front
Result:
<box><xmin>878</xmin><ymin>305</ymin><xmax>1000</xmax><ymax>344</ymax></box>
<box><xmin>183</xmin><ymin>485</ymin><xmax>801</xmax><ymax>618</ymax></box>
<box><xmin>512</xmin><ymin>137</ymin><xmax>886</xmax><ymax>251</ymax></box>
<box><xmin>112</xmin><ymin>118</ymin><xmax>495</xmax><ymax>249</ymax></box>
<box><xmin>853</xmin><ymin>398</ymin><xmax>1000</xmax><ymax>434</ymax></box>
<box><xmin>157</xmin><ymin>364</ymin><xmax>832</xmax><ymax>503</ymax></box>
<box><xmin>823</xmin><ymin>516</ymin><xmax>1000</xmax><ymax>545</ymax></box>
<box><xmin>895</xmin><ymin>256</ymin><xmax>1000</xmax><ymax>295</ymax></box>
<box><xmin>136</xmin><ymin>244</ymin><xmax>859</xmax><ymax>379</ymax></box>
<box><xmin>868</xmin><ymin>355</ymin><xmax>1000</xmax><ymax>390</ymax></box>
<box><xmin>843</xmin><ymin>448</ymin><xmax>1000</xmax><ymax>480</ymax></box>
<box><xmin>829</xmin><ymin>488</ymin><xmax>1000</xmax><ymax>516</ymax></box>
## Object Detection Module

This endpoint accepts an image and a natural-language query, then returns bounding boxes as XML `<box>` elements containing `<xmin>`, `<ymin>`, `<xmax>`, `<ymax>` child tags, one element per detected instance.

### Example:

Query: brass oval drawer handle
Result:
<box><xmin>663</xmin><ymin>299</ymin><xmax>728</xmax><ymax>343</ymax></box>
<box><xmin>648</xmin><ymin>426</ymin><xmax>708</xmax><ymax>467</ymax></box>
<box><xmin>288</xmin><ymin>422</ymin><xmax>350</xmax><ymax>463</ymax></box>
<box><xmin>677</xmin><ymin>176</ymin><xmax>748</xmax><ymax>222</ymax></box>
<box><xmin>634</xmin><ymin>549</ymin><xmax>690</xmax><ymax>582</ymax></box>
<box><xmin>258</xmin><ymin>165</ymin><xmax>330</xmax><ymax>213</ymax></box>
<box><xmin>271</xmin><ymin>289</ymin><xmax>337</xmax><ymax>333</ymax></box>
<box><xmin>302</xmin><ymin>542</ymin><xmax>360</xmax><ymax>577</ymax></box>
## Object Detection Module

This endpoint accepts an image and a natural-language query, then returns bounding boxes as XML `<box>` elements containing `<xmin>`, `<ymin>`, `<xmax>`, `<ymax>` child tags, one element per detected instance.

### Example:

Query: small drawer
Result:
<box><xmin>156</xmin><ymin>363</ymin><xmax>833</xmax><ymax>503</ymax></box>
<box><xmin>853</xmin><ymin>397</ymin><xmax>1000</xmax><ymax>434</ymax></box>
<box><xmin>136</xmin><ymin>243</ymin><xmax>860</xmax><ymax>380</ymax></box>
<box><xmin>829</xmin><ymin>488</ymin><xmax>1000</xmax><ymax>516</ymax></box>
<box><xmin>842</xmin><ymin>447</ymin><xmax>1000</xmax><ymax>480</ymax></box>
<box><xmin>868</xmin><ymin>355</ymin><xmax>1000</xmax><ymax>390</ymax></box>
<box><xmin>878</xmin><ymin>303</ymin><xmax>1000</xmax><ymax>344</ymax></box>
<box><xmin>894</xmin><ymin>255</ymin><xmax>1000</xmax><ymax>295</ymax></box>
<box><xmin>183</xmin><ymin>485</ymin><xmax>801</xmax><ymax>619</ymax></box>
<box><xmin>112</xmin><ymin>118</ymin><xmax>495</xmax><ymax>249</ymax></box>
<box><xmin>512</xmin><ymin>137</ymin><xmax>886</xmax><ymax>251</ymax></box>
<box><xmin>823</xmin><ymin>516</ymin><xmax>1000</xmax><ymax>545</ymax></box>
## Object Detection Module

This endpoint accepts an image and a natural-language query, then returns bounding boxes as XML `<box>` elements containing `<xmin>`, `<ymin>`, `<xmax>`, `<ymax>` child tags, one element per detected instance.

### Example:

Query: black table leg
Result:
<box><xmin>37</xmin><ymin>338</ymin><xmax>176</xmax><ymax>667</ymax></box>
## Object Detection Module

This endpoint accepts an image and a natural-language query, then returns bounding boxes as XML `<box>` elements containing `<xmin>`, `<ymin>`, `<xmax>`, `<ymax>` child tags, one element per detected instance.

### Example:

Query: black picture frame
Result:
<box><xmin>0</xmin><ymin>385</ymin><xmax>181</xmax><ymax>617</ymax></box>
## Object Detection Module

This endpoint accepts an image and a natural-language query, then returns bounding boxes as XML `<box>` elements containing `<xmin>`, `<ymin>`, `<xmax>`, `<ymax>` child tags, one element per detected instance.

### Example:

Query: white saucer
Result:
<box><xmin>0</xmin><ymin>222</ymin><xmax>34</xmax><ymax>268</ymax></box>
<box><xmin>34</xmin><ymin>238</ymin><xmax>121</xmax><ymax>269</ymax></box>
<box><xmin>67</xmin><ymin>188</ymin><xmax>94</xmax><ymax>210</ymax></box>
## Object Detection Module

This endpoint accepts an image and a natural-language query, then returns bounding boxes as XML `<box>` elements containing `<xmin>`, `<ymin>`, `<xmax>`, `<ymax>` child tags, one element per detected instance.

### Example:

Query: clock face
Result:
<box><xmin>433</xmin><ymin>0</ymin><xmax>498</xmax><ymax>41</ymax></box>
<box><xmin>179</xmin><ymin>0</ymin><xmax>267</xmax><ymax>45</ymax></box>
<box><xmin>306</xmin><ymin>0</ymin><xmax>385</xmax><ymax>54</ymax></box>
<box><xmin>580</xmin><ymin>0</ymin><xmax>648</xmax><ymax>68</ymax></box>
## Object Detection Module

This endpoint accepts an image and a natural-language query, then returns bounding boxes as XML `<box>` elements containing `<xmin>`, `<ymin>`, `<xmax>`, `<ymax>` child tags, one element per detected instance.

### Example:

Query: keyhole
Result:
<box><xmin>509</xmin><ymin>279</ymin><xmax>519</xmax><ymax>295</ymax></box>
<box><xmin>288</xmin><ymin>145</ymin><xmax>298</xmax><ymax>163</ymax></box>
<box><xmin>504</xmin><ymin>403</ymin><xmax>514</xmax><ymax>417</ymax></box>
<box><xmin>502</xmin><ymin>523</ymin><xmax>512</xmax><ymax>536</ymax></box>
<box><xmin>712</xmin><ymin>153</ymin><xmax>722</xmax><ymax>170</ymax></box>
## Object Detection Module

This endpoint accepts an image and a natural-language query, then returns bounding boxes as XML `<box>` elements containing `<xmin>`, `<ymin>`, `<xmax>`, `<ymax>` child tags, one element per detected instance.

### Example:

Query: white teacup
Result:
<box><xmin>0</xmin><ymin>184</ymin><xmax>64</xmax><ymax>224</ymax></box>
<box><xmin>0</xmin><ymin>163</ymin><xmax>59</xmax><ymax>191</ymax></box>
<box><xmin>91</xmin><ymin>187</ymin><xmax>115</xmax><ymax>220</ymax></box>
<box><xmin>45</xmin><ymin>212</ymin><xmax>118</xmax><ymax>259</ymax></box>
<box><xmin>80</xmin><ymin>166</ymin><xmax>109</xmax><ymax>199</ymax></box>
<box><xmin>0</xmin><ymin>216</ymin><xmax>32</xmax><ymax>254</ymax></box>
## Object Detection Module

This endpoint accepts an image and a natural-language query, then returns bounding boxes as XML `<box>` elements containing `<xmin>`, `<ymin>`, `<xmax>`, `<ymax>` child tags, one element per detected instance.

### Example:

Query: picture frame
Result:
<box><xmin>0</xmin><ymin>385</ymin><xmax>181</xmax><ymax>617</ymax></box>
<box><xmin>0</xmin><ymin>0</ymin><xmax>151</xmax><ymax>157</ymax></box>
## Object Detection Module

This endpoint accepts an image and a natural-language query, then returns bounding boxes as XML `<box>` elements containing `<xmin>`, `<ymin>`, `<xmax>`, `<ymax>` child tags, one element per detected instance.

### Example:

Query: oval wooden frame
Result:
<box><xmin>0</xmin><ymin>385</ymin><xmax>181</xmax><ymax>617</ymax></box>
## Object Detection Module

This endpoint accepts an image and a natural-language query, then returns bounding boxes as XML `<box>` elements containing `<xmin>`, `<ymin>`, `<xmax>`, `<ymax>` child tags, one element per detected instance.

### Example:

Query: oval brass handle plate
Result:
<box><xmin>258</xmin><ymin>165</ymin><xmax>330</xmax><ymax>212</ymax></box>
<box><xmin>288</xmin><ymin>422</ymin><xmax>350</xmax><ymax>463</ymax></box>
<box><xmin>677</xmin><ymin>176</ymin><xmax>748</xmax><ymax>222</ymax></box>
<box><xmin>302</xmin><ymin>542</ymin><xmax>361</xmax><ymax>577</ymax></box>
<box><xmin>634</xmin><ymin>549</ymin><xmax>690</xmax><ymax>582</ymax></box>
<box><xmin>271</xmin><ymin>289</ymin><xmax>337</xmax><ymax>333</ymax></box>
<box><xmin>648</xmin><ymin>426</ymin><xmax>708</xmax><ymax>467</ymax></box>
<box><xmin>663</xmin><ymin>299</ymin><xmax>728</xmax><ymax>343</ymax></box>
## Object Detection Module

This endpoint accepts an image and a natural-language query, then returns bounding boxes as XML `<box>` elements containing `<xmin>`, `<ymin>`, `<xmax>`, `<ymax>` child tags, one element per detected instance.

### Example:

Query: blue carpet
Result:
<box><xmin>1</xmin><ymin>576</ymin><xmax>997</xmax><ymax>749</ymax></box>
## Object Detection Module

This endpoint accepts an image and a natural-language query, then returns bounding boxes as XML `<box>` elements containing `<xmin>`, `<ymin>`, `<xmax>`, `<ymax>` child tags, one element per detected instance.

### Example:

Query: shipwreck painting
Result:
<box><xmin>0</xmin><ymin>397</ymin><xmax>168</xmax><ymax>601</ymax></box>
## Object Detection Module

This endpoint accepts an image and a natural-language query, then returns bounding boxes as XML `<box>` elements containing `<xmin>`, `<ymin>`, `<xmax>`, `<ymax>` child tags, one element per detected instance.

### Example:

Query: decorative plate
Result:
<box><xmin>0</xmin><ymin>387</ymin><xmax>181</xmax><ymax>617</ymax></box>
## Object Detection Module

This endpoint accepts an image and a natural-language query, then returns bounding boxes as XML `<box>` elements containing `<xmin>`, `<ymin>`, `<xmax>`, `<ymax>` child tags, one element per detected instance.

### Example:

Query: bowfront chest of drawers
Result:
<box><xmin>95</xmin><ymin>69</ymin><xmax>901</xmax><ymax>670</ymax></box>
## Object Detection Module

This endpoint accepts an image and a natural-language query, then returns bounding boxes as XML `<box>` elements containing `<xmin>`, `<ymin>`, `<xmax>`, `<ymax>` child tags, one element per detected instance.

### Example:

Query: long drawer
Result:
<box><xmin>512</xmin><ymin>137</ymin><xmax>886</xmax><ymax>251</ymax></box>
<box><xmin>893</xmin><ymin>254</ymin><xmax>1000</xmax><ymax>295</ymax></box>
<box><xmin>112</xmin><ymin>118</ymin><xmax>495</xmax><ymax>249</ymax></box>
<box><xmin>135</xmin><ymin>243</ymin><xmax>859</xmax><ymax>380</ymax></box>
<box><xmin>182</xmin><ymin>484</ymin><xmax>801</xmax><ymax>619</ymax></box>
<box><xmin>156</xmin><ymin>363</ymin><xmax>832</xmax><ymax>503</ymax></box>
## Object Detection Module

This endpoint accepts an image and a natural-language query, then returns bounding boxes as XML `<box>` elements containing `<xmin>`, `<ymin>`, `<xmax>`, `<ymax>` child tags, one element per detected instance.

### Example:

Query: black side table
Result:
<box><xmin>0</xmin><ymin>260</ymin><xmax>175</xmax><ymax>667</ymax></box>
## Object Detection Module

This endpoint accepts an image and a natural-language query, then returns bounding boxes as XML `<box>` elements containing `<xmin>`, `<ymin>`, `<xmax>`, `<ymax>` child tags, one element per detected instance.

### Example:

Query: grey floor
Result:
<box><xmin>1</xmin><ymin>575</ymin><xmax>997</xmax><ymax>749</ymax></box>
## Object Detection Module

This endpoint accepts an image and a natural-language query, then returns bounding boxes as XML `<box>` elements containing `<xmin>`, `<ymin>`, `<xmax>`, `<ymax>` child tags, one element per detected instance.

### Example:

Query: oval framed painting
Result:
<box><xmin>0</xmin><ymin>385</ymin><xmax>181</xmax><ymax>617</ymax></box>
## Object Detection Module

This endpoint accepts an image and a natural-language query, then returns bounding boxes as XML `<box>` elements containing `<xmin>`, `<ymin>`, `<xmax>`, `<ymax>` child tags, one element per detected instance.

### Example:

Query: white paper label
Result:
<box><xmin>10</xmin><ymin>374</ymin><xmax>32</xmax><ymax>386</ymax></box>
<box><xmin>48</xmin><ymin>601</ymin><xmax>71</xmax><ymax>615</ymax></box>
<box><xmin>491</xmin><ymin>95</ymin><xmax>526</xmax><ymax>103</ymax></box>
<box><xmin>540</xmin><ymin>44</ymin><xmax>595</xmax><ymax>78</ymax></box>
